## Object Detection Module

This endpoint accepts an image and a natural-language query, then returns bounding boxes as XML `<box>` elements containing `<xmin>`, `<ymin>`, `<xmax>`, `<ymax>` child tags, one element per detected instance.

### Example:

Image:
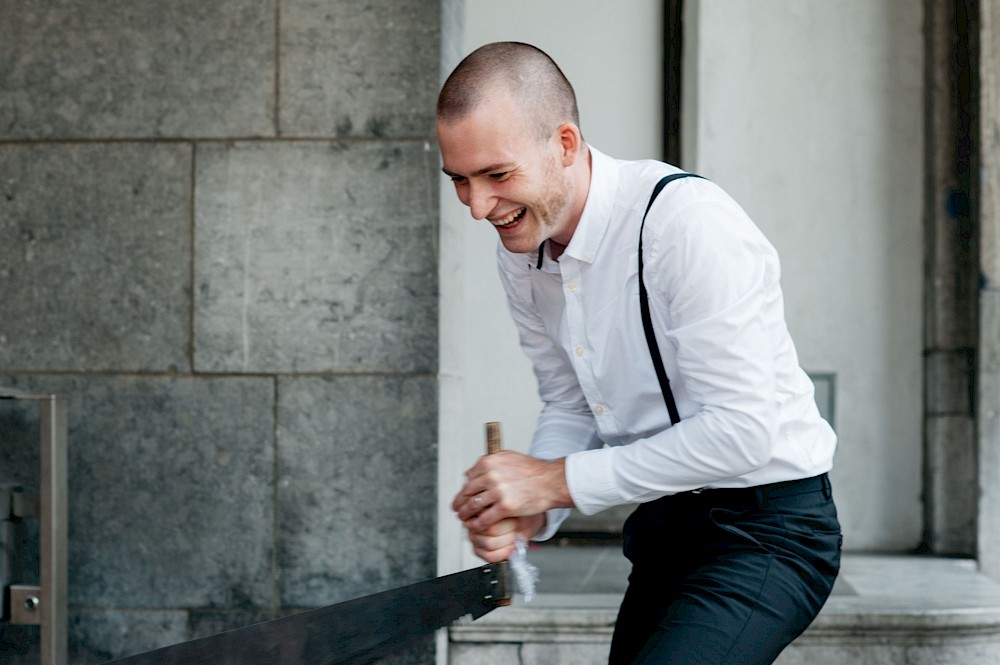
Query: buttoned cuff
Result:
<box><xmin>565</xmin><ymin>446</ymin><xmax>622</xmax><ymax>515</ymax></box>
<box><xmin>532</xmin><ymin>508</ymin><xmax>571</xmax><ymax>542</ymax></box>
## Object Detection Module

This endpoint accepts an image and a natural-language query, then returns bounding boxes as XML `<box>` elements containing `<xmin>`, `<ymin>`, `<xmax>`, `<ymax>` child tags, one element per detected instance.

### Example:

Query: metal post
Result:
<box><xmin>1</xmin><ymin>389</ymin><xmax>68</xmax><ymax>665</ymax></box>
<box><xmin>41</xmin><ymin>395</ymin><xmax>68</xmax><ymax>665</ymax></box>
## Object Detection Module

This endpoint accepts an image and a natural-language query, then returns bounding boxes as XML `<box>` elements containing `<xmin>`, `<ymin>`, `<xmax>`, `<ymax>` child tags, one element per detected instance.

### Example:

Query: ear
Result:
<box><xmin>553</xmin><ymin>122</ymin><xmax>583</xmax><ymax>166</ymax></box>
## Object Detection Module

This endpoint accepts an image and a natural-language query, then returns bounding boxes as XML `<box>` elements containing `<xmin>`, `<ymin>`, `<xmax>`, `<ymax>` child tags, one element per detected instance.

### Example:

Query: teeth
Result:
<box><xmin>494</xmin><ymin>207</ymin><xmax>525</xmax><ymax>227</ymax></box>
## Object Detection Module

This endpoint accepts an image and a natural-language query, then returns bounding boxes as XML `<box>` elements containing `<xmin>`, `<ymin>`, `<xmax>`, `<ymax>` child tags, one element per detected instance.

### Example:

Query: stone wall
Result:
<box><xmin>0</xmin><ymin>2</ymin><xmax>441</xmax><ymax>663</ymax></box>
<box><xmin>922</xmin><ymin>0</ymin><xmax>978</xmax><ymax>556</ymax></box>
<box><xmin>978</xmin><ymin>0</ymin><xmax>1000</xmax><ymax>582</ymax></box>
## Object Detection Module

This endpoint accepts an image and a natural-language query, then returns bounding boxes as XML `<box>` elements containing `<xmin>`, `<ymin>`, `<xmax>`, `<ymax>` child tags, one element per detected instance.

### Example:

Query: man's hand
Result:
<box><xmin>451</xmin><ymin>451</ymin><xmax>573</xmax><ymax>561</ymax></box>
<box><xmin>465</xmin><ymin>514</ymin><xmax>545</xmax><ymax>562</ymax></box>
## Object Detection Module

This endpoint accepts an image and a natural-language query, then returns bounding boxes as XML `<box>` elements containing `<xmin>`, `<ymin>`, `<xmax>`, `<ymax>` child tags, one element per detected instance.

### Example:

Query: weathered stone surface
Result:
<box><xmin>925</xmin><ymin>351</ymin><xmax>974</xmax><ymax>415</ymax></box>
<box><xmin>194</xmin><ymin>141</ymin><xmax>438</xmax><ymax>373</ymax></box>
<box><xmin>522</xmin><ymin>642</ymin><xmax>610</xmax><ymax>665</ymax></box>
<box><xmin>979</xmin><ymin>289</ymin><xmax>1000</xmax><ymax>580</ymax></box>
<box><xmin>276</xmin><ymin>375</ymin><xmax>436</xmax><ymax>607</ymax></box>
<box><xmin>280</xmin><ymin>0</ymin><xmax>439</xmax><ymax>137</ymax></box>
<box><xmin>0</xmin><ymin>0</ymin><xmax>275</xmax><ymax>139</ymax></box>
<box><xmin>926</xmin><ymin>231</ymin><xmax>976</xmax><ymax>350</ymax></box>
<box><xmin>0</xmin><ymin>143</ymin><xmax>191</xmax><ymax>372</ymax></box>
<box><xmin>187</xmin><ymin>609</ymin><xmax>279</xmax><ymax>640</ymax></box>
<box><xmin>0</xmin><ymin>624</ymin><xmax>40</xmax><ymax>665</ymax></box>
<box><xmin>924</xmin><ymin>0</ymin><xmax>977</xmax><ymax>352</ymax></box>
<box><xmin>68</xmin><ymin>609</ymin><xmax>188</xmax><ymax>664</ymax></box>
<box><xmin>0</xmin><ymin>374</ymin><xmax>275</xmax><ymax>608</ymax></box>
<box><xmin>370</xmin><ymin>636</ymin><xmax>435</xmax><ymax>665</ymax></box>
<box><xmin>449</xmin><ymin>643</ymin><xmax>521</xmax><ymax>665</ymax></box>
<box><xmin>906</xmin><ymin>641</ymin><xmax>1000</xmax><ymax>664</ymax></box>
<box><xmin>980</xmin><ymin>2</ymin><xmax>1000</xmax><ymax>288</ymax></box>
<box><xmin>0</xmin><ymin>396</ymin><xmax>41</xmax><ymax>487</ymax></box>
<box><xmin>925</xmin><ymin>416</ymin><xmax>976</xmax><ymax>554</ymax></box>
<box><xmin>979</xmin><ymin>1</ymin><xmax>1000</xmax><ymax>582</ymax></box>
<box><xmin>774</xmin><ymin>644</ymin><xmax>906</xmax><ymax>665</ymax></box>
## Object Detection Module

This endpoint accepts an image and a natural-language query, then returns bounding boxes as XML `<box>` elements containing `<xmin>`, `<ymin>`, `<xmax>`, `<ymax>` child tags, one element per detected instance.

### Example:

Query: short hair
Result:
<box><xmin>437</xmin><ymin>42</ymin><xmax>580</xmax><ymax>140</ymax></box>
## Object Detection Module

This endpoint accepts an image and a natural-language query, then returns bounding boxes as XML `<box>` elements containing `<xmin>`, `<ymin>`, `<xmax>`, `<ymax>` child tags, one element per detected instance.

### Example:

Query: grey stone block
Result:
<box><xmin>0</xmin><ymin>1</ymin><xmax>275</xmax><ymax>139</ymax></box>
<box><xmin>68</xmin><ymin>608</ymin><xmax>188</xmax><ymax>664</ymax></box>
<box><xmin>926</xmin><ymin>267</ymin><xmax>975</xmax><ymax>350</ymax></box>
<box><xmin>449</xmin><ymin>643</ymin><xmax>521</xmax><ymax>665</ymax></box>
<box><xmin>0</xmin><ymin>143</ymin><xmax>191</xmax><ymax>372</ymax></box>
<box><xmin>194</xmin><ymin>140</ymin><xmax>438</xmax><ymax>373</ymax></box>
<box><xmin>0</xmin><ymin>374</ymin><xmax>275</xmax><ymax>609</ymax></box>
<box><xmin>280</xmin><ymin>0</ymin><xmax>439</xmax><ymax>138</ymax></box>
<box><xmin>187</xmin><ymin>609</ymin><xmax>280</xmax><ymax>640</ymax></box>
<box><xmin>0</xmin><ymin>395</ymin><xmax>44</xmax><ymax>588</ymax></box>
<box><xmin>530</xmin><ymin>545</ymin><xmax>630</xmax><ymax>595</ymax></box>
<box><xmin>0</xmin><ymin>624</ymin><xmax>40</xmax><ymax>665</ymax></box>
<box><xmin>925</xmin><ymin>351</ymin><xmax>974</xmax><ymax>415</ymax></box>
<box><xmin>981</xmin><ymin>10</ymin><xmax>1000</xmax><ymax>290</ymax></box>
<box><xmin>0</xmin><ymin>396</ymin><xmax>41</xmax><ymax>487</ymax></box>
<box><xmin>276</xmin><ymin>375</ymin><xmax>436</xmax><ymax>607</ymax></box>
<box><xmin>522</xmin><ymin>642</ymin><xmax>610</xmax><ymax>665</ymax></box>
<box><xmin>979</xmin><ymin>288</ymin><xmax>1000</xmax><ymax>580</ymax></box>
<box><xmin>370</xmin><ymin>635</ymin><xmax>435</xmax><ymax>665</ymax></box>
<box><xmin>906</xmin><ymin>641</ymin><xmax>1000</xmax><ymax>664</ymax></box>
<box><xmin>774</xmin><ymin>644</ymin><xmax>906</xmax><ymax>665</ymax></box>
<box><xmin>925</xmin><ymin>416</ymin><xmax>976</xmax><ymax>554</ymax></box>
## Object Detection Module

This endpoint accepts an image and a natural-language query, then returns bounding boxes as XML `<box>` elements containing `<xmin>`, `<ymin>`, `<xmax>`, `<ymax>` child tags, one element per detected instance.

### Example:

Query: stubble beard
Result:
<box><xmin>502</xmin><ymin>155</ymin><xmax>572</xmax><ymax>254</ymax></box>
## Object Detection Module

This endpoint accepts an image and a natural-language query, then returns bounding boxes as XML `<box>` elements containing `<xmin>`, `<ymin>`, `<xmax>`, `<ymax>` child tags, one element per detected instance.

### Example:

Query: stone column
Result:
<box><xmin>978</xmin><ymin>0</ymin><xmax>1000</xmax><ymax>581</ymax></box>
<box><xmin>924</xmin><ymin>0</ymin><xmax>978</xmax><ymax>556</ymax></box>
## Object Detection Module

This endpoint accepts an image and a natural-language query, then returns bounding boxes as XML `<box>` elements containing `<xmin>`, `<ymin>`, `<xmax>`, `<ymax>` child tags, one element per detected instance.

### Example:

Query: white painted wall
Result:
<box><xmin>683</xmin><ymin>0</ymin><xmax>924</xmax><ymax>551</ymax></box>
<box><xmin>438</xmin><ymin>0</ymin><xmax>925</xmax><ymax>573</ymax></box>
<box><xmin>437</xmin><ymin>1</ymin><xmax>664</xmax><ymax>574</ymax></box>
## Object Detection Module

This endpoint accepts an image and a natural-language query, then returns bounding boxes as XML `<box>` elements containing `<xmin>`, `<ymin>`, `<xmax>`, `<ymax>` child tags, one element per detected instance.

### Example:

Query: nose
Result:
<box><xmin>466</xmin><ymin>181</ymin><xmax>496</xmax><ymax>221</ymax></box>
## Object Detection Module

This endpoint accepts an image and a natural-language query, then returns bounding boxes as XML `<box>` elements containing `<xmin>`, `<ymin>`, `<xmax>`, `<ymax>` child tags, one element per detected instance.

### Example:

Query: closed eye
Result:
<box><xmin>489</xmin><ymin>172</ymin><xmax>509</xmax><ymax>181</ymax></box>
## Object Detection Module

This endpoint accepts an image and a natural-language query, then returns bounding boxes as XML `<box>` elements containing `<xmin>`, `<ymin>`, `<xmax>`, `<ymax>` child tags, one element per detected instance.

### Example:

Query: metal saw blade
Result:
<box><xmin>105</xmin><ymin>562</ymin><xmax>510</xmax><ymax>665</ymax></box>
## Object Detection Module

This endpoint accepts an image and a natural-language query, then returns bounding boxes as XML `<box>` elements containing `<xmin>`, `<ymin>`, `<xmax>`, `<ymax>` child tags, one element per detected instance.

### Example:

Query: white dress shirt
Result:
<box><xmin>496</xmin><ymin>146</ymin><xmax>837</xmax><ymax>540</ymax></box>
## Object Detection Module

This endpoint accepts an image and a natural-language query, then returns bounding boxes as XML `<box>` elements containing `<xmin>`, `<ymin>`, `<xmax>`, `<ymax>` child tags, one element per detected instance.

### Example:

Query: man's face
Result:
<box><xmin>437</xmin><ymin>97</ymin><xmax>574</xmax><ymax>255</ymax></box>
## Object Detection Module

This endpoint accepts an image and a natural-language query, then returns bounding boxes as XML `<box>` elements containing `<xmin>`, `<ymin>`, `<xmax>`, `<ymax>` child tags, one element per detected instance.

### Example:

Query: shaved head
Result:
<box><xmin>437</xmin><ymin>42</ymin><xmax>580</xmax><ymax>141</ymax></box>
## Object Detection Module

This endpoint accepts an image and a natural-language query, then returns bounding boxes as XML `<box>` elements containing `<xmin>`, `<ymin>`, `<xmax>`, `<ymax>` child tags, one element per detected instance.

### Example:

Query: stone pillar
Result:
<box><xmin>923</xmin><ymin>0</ymin><xmax>978</xmax><ymax>555</ymax></box>
<box><xmin>0</xmin><ymin>2</ymin><xmax>441</xmax><ymax>663</ymax></box>
<box><xmin>978</xmin><ymin>0</ymin><xmax>1000</xmax><ymax>581</ymax></box>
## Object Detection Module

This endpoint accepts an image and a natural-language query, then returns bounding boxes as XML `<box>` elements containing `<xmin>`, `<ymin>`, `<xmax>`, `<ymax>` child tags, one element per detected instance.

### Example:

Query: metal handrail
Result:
<box><xmin>1</xmin><ymin>388</ymin><xmax>68</xmax><ymax>665</ymax></box>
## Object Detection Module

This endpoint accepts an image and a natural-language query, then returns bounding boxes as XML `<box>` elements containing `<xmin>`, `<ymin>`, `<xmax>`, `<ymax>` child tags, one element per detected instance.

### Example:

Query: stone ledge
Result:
<box><xmin>451</xmin><ymin>601</ymin><xmax>1000</xmax><ymax>644</ymax></box>
<box><xmin>449</xmin><ymin>555</ymin><xmax>1000</xmax><ymax>663</ymax></box>
<box><xmin>451</xmin><ymin>596</ymin><xmax>617</xmax><ymax>644</ymax></box>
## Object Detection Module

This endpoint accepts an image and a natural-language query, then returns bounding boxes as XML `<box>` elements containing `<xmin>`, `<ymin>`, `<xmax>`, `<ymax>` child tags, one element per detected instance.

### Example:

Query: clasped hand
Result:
<box><xmin>451</xmin><ymin>450</ymin><xmax>570</xmax><ymax>562</ymax></box>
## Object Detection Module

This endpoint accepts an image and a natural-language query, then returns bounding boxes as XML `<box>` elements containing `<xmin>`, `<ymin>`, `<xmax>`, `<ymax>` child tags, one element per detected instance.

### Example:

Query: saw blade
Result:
<box><xmin>104</xmin><ymin>562</ymin><xmax>510</xmax><ymax>665</ymax></box>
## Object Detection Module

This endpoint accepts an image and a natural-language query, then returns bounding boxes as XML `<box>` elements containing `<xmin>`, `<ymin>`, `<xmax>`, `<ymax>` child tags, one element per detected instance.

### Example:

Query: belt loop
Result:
<box><xmin>754</xmin><ymin>486</ymin><xmax>765</xmax><ymax>510</ymax></box>
<box><xmin>822</xmin><ymin>473</ymin><xmax>832</xmax><ymax>500</ymax></box>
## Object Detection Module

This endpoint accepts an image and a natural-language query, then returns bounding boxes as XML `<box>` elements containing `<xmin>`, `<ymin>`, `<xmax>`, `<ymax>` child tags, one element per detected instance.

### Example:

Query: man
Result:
<box><xmin>439</xmin><ymin>42</ymin><xmax>841</xmax><ymax>665</ymax></box>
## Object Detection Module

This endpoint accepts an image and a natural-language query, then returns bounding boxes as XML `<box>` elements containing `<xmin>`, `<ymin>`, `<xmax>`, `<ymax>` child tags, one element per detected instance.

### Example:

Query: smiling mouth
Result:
<box><xmin>492</xmin><ymin>207</ymin><xmax>526</xmax><ymax>229</ymax></box>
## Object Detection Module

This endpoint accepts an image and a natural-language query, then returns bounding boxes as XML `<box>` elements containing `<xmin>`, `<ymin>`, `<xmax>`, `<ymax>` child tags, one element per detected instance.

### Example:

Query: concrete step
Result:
<box><xmin>449</xmin><ymin>553</ymin><xmax>1000</xmax><ymax>664</ymax></box>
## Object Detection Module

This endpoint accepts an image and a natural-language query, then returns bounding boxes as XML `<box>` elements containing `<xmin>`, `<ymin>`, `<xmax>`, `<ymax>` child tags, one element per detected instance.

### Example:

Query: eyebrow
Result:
<box><xmin>441</xmin><ymin>162</ymin><xmax>516</xmax><ymax>178</ymax></box>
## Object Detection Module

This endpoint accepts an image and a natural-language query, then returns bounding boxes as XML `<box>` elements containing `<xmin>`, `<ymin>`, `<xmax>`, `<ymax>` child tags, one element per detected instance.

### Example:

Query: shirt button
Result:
<box><xmin>594</xmin><ymin>404</ymin><xmax>606</xmax><ymax>415</ymax></box>
<box><xmin>575</xmin><ymin>346</ymin><xmax>585</xmax><ymax>356</ymax></box>
<box><xmin>566</xmin><ymin>282</ymin><xmax>578</xmax><ymax>292</ymax></box>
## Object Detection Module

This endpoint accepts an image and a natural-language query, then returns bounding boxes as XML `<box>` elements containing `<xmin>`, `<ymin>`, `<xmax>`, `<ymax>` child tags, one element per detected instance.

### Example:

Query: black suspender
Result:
<box><xmin>638</xmin><ymin>173</ymin><xmax>703</xmax><ymax>425</ymax></box>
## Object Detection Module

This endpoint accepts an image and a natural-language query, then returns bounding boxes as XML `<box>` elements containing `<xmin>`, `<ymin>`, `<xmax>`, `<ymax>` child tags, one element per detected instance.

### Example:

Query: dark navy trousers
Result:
<box><xmin>607</xmin><ymin>474</ymin><xmax>842</xmax><ymax>665</ymax></box>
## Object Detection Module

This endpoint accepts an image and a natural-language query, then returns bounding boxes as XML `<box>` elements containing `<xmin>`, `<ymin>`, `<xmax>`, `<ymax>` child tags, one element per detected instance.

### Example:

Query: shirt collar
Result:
<box><xmin>561</xmin><ymin>145</ymin><xmax>618</xmax><ymax>265</ymax></box>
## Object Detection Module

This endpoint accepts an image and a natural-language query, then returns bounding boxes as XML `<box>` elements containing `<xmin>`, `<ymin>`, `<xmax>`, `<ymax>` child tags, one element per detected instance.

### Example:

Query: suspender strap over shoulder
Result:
<box><xmin>638</xmin><ymin>173</ymin><xmax>703</xmax><ymax>425</ymax></box>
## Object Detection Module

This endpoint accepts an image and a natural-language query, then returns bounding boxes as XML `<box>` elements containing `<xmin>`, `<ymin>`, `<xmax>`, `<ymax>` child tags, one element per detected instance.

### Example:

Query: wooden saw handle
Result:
<box><xmin>484</xmin><ymin>421</ymin><xmax>511</xmax><ymax>606</ymax></box>
<box><xmin>486</xmin><ymin>421</ymin><xmax>503</xmax><ymax>455</ymax></box>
